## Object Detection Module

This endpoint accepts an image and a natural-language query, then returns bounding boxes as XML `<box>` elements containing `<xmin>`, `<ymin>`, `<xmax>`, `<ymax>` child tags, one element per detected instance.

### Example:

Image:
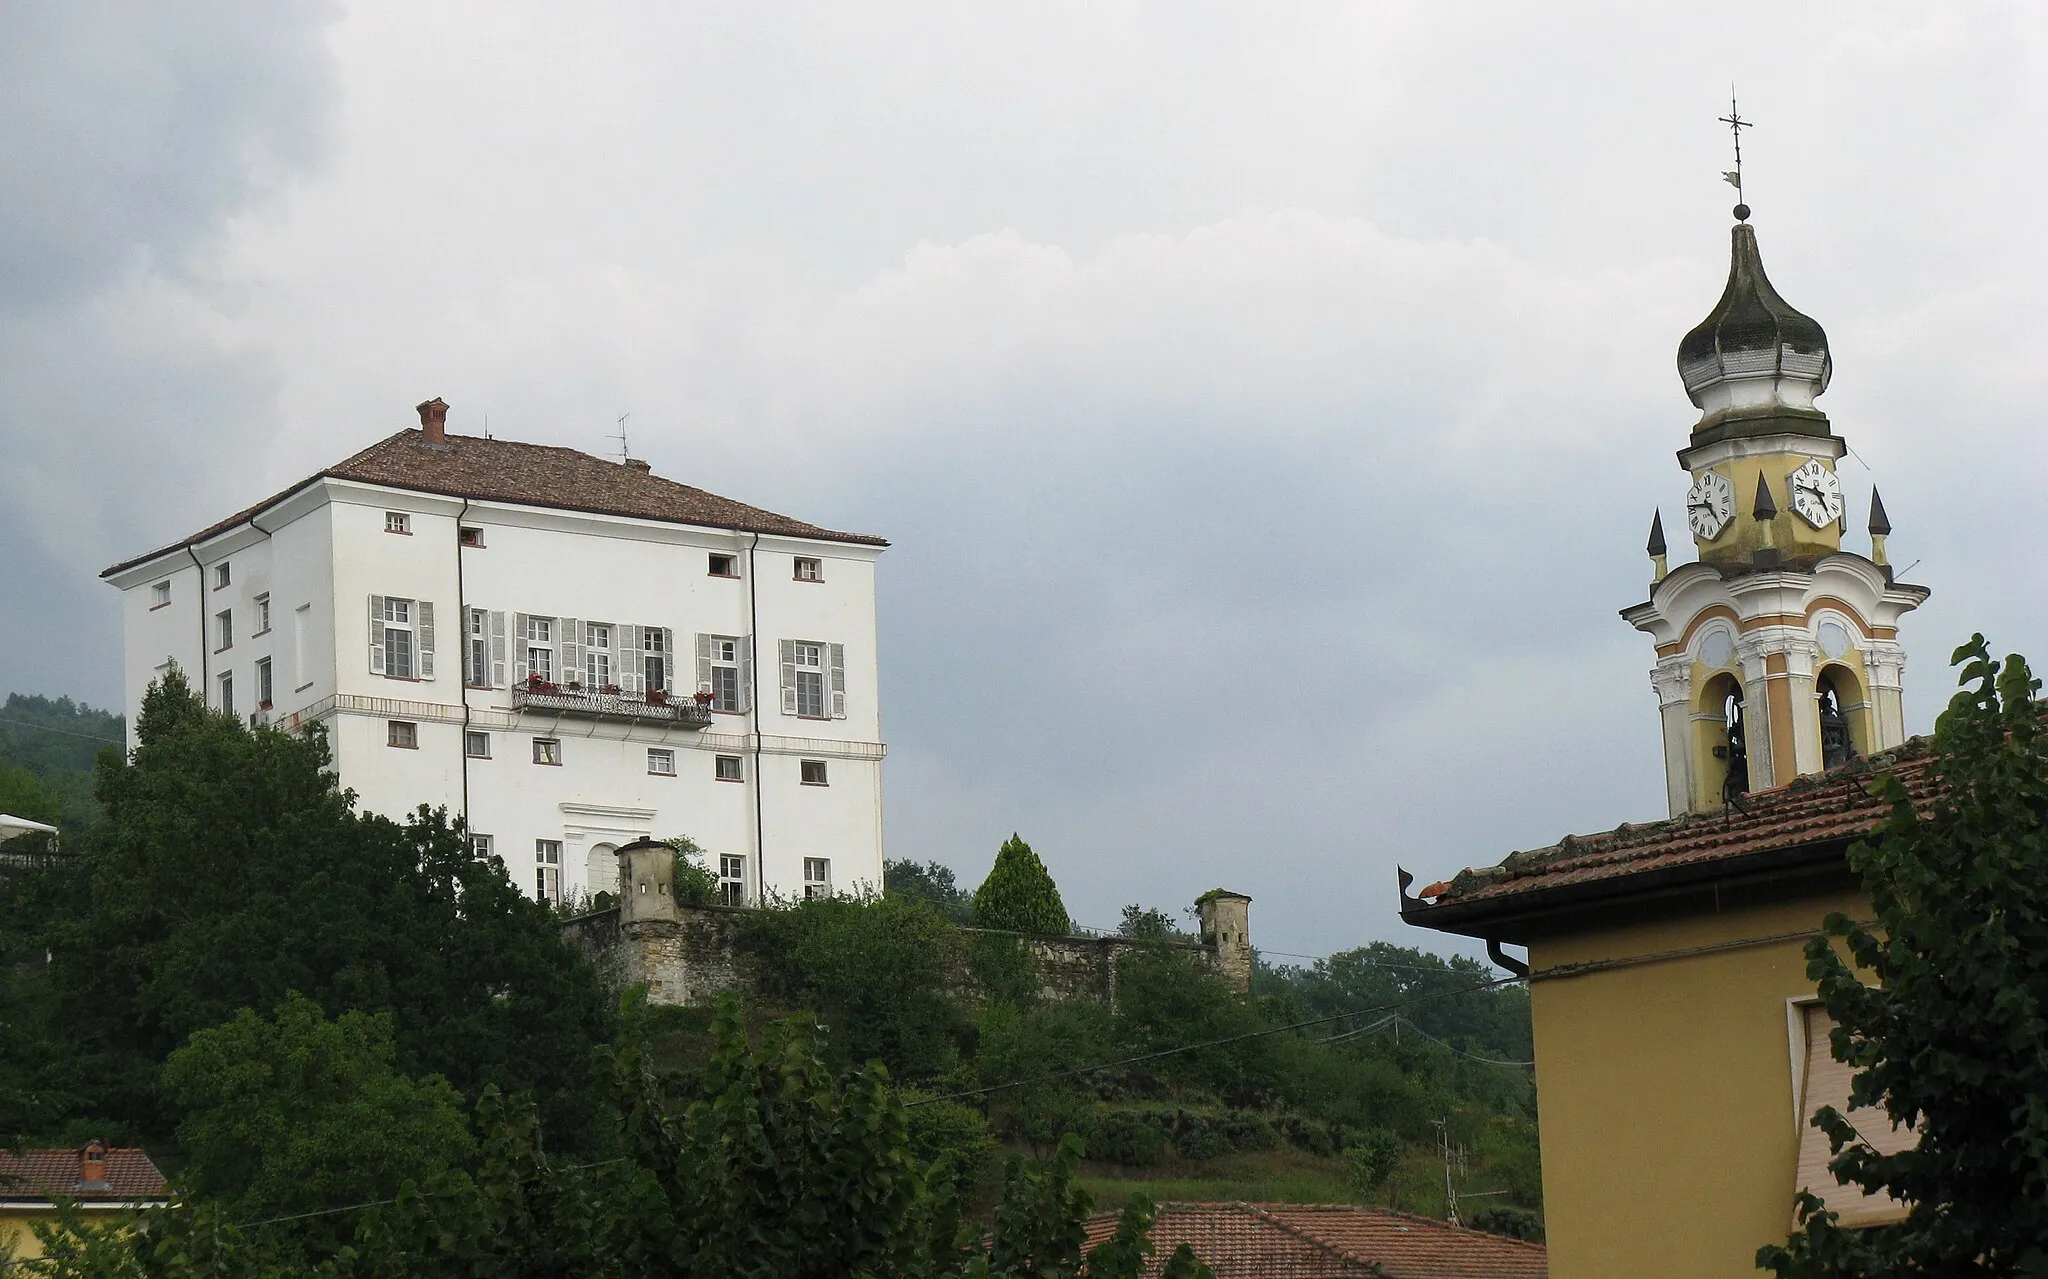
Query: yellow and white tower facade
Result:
<box><xmin>1623</xmin><ymin>216</ymin><xmax>1929</xmax><ymax>817</ymax></box>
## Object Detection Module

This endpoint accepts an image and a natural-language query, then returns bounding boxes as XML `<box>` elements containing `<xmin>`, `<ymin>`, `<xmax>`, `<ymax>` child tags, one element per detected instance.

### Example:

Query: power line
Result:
<box><xmin>0</xmin><ymin>715</ymin><xmax>124</xmax><ymax>747</ymax></box>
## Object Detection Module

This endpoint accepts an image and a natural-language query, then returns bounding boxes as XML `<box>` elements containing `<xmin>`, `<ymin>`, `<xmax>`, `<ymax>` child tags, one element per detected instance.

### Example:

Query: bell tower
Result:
<box><xmin>1622</xmin><ymin>208</ymin><xmax>1929</xmax><ymax>817</ymax></box>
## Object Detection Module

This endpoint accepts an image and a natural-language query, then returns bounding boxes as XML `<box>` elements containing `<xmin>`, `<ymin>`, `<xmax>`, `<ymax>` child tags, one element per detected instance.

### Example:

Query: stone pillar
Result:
<box><xmin>1650</xmin><ymin>656</ymin><xmax>1694</xmax><ymax>817</ymax></box>
<box><xmin>1734</xmin><ymin>635</ymin><xmax>1777</xmax><ymax>790</ymax></box>
<box><xmin>618</xmin><ymin>838</ymin><xmax>680</xmax><ymax>925</ymax></box>
<box><xmin>1864</xmin><ymin>640</ymin><xmax>1909</xmax><ymax>751</ymax></box>
<box><xmin>1196</xmin><ymin>890</ymin><xmax>1253</xmax><ymax>994</ymax></box>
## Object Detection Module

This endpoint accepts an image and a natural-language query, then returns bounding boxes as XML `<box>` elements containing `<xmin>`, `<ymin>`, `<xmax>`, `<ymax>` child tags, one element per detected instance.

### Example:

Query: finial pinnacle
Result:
<box><xmin>1752</xmin><ymin>473</ymin><xmax>1778</xmax><ymax>521</ymax></box>
<box><xmin>1645</xmin><ymin>509</ymin><xmax>1668</xmax><ymax>557</ymax></box>
<box><xmin>1718</xmin><ymin>89</ymin><xmax>1753</xmax><ymax>221</ymax></box>
<box><xmin>1867</xmin><ymin>487</ymin><xmax>1892</xmax><ymax>536</ymax></box>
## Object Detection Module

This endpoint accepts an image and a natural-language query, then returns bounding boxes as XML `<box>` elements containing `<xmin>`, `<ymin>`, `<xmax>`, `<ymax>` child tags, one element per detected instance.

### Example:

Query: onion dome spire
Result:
<box><xmin>1677</xmin><ymin>223</ymin><xmax>1834</xmax><ymax>446</ymax></box>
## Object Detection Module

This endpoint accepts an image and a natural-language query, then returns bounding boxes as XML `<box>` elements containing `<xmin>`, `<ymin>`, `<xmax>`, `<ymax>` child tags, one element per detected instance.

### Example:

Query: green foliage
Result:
<box><xmin>160</xmin><ymin>993</ymin><xmax>475</xmax><ymax>1235</ymax></box>
<box><xmin>888</xmin><ymin>859</ymin><xmax>975</xmax><ymax>924</ymax></box>
<box><xmin>1345</xmin><ymin>1127</ymin><xmax>1401</xmax><ymax>1197</ymax></box>
<box><xmin>972</xmin><ymin>835</ymin><xmax>1070</xmax><ymax>935</ymax></box>
<box><xmin>906</xmin><ymin>1093</ymin><xmax>1000</xmax><ymax>1198</ymax></box>
<box><xmin>12</xmin><ymin>668</ymin><xmax>614</xmax><ymax>1148</ymax></box>
<box><xmin>741</xmin><ymin>891</ymin><xmax>967</xmax><ymax>1081</ymax></box>
<box><xmin>1467</xmin><ymin>1204</ymin><xmax>1544</xmax><ymax>1241</ymax></box>
<box><xmin>1117</xmin><ymin>905</ymin><xmax>1188</xmax><ymax>941</ymax></box>
<box><xmin>657</xmin><ymin>834</ymin><xmax>715</xmax><ymax>906</ymax></box>
<box><xmin>0</xmin><ymin>692</ymin><xmax>123</xmax><ymax>837</ymax></box>
<box><xmin>1760</xmin><ymin>636</ymin><xmax>2048</xmax><ymax>1276</ymax></box>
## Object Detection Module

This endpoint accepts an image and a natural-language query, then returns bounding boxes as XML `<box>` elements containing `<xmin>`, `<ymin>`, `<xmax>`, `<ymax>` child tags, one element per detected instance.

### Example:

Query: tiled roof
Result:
<box><xmin>1080</xmin><ymin>1202</ymin><xmax>1546</xmax><ymax>1279</ymax></box>
<box><xmin>103</xmin><ymin>428</ymin><xmax>886</xmax><ymax>576</ymax></box>
<box><xmin>0</xmin><ymin>1148</ymin><xmax>169</xmax><ymax>1204</ymax></box>
<box><xmin>1414</xmin><ymin>739</ymin><xmax>1940</xmax><ymax>920</ymax></box>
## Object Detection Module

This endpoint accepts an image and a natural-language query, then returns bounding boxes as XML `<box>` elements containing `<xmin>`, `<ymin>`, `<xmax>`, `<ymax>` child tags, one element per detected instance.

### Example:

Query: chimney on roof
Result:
<box><xmin>78</xmin><ymin>1139</ymin><xmax>109</xmax><ymax>1190</ymax></box>
<box><xmin>623</xmin><ymin>458</ymin><xmax>650</xmax><ymax>474</ymax></box>
<box><xmin>416</xmin><ymin>397</ymin><xmax>450</xmax><ymax>443</ymax></box>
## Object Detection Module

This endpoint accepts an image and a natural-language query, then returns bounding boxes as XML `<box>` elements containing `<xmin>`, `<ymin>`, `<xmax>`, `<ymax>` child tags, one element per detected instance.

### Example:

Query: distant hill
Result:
<box><xmin>0</xmin><ymin>693</ymin><xmax>125</xmax><ymax>836</ymax></box>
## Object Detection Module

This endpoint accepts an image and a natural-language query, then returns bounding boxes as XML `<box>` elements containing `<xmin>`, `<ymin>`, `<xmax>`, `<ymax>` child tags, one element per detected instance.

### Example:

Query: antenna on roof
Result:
<box><xmin>607</xmin><ymin>413</ymin><xmax>631</xmax><ymax>464</ymax></box>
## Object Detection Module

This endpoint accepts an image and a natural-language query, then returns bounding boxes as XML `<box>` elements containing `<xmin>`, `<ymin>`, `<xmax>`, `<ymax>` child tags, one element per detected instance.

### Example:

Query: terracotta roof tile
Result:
<box><xmin>0</xmin><ymin>1148</ymin><xmax>169</xmax><ymax>1204</ymax></box>
<box><xmin>104</xmin><ymin>428</ymin><xmax>885</xmax><ymax>577</ymax></box>
<box><xmin>1420</xmin><ymin>740</ymin><xmax>1941</xmax><ymax>913</ymax></box>
<box><xmin>1080</xmin><ymin>1202</ymin><xmax>1546</xmax><ymax>1278</ymax></box>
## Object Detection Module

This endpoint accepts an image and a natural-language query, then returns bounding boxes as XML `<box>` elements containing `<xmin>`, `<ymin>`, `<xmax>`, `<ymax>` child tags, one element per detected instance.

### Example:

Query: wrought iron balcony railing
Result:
<box><xmin>512</xmin><ymin>685</ymin><xmax>713</xmax><ymax>728</ymax></box>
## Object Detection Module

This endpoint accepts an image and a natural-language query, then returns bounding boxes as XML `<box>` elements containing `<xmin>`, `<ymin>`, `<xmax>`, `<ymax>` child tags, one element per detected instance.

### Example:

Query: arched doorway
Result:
<box><xmin>587</xmin><ymin>842</ymin><xmax>620</xmax><ymax>906</ymax></box>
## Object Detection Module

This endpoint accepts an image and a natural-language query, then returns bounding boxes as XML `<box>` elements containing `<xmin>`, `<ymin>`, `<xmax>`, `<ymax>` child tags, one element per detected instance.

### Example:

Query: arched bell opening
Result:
<box><xmin>1815</xmin><ymin>664</ymin><xmax>1868</xmax><ymax>770</ymax></box>
<box><xmin>1693</xmin><ymin>672</ymin><xmax>1749</xmax><ymax>809</ymax></box>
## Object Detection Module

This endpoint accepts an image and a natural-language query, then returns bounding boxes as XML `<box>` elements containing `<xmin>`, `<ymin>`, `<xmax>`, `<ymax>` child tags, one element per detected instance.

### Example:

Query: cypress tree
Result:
<box><xmin>972</xmin><ymin>834</ymin><xmax>1071</xmax><ymax>935</ymax></box>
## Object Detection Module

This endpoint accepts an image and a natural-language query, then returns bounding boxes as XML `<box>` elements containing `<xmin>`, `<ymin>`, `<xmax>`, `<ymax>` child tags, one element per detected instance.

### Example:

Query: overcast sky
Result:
<box><xmin>5</xmin><ymin>3</ymin><xmax>2045</xmax><ymax>959</ymax></box>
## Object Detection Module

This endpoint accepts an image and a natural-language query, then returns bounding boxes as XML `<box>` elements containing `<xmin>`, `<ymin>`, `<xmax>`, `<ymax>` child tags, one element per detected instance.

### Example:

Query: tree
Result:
<box><xmin>1759</xmin><ymin>636</ymin><xmax>2048</xmax><ymax>1275</ymax></box>
<box><xmin>161</xmin><ymin>993</ymin><xmax>475</xmax><ymax>1233</ymax></box>
<box><xmin>887</xmin><ymin>859</ymin><xmax>974</xmax><ymax>924</ymax></box>
<box><xmin>972</xmin><ymin>836</ymin><xmax>1070</xmax><ymax>936</ymax></box>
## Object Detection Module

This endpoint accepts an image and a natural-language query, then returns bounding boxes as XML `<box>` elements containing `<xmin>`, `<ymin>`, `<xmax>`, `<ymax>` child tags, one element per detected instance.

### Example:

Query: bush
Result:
<box><xmin>1346</xmin><ymin>1128</ymin><xmax>1402</xmax><ymax>1198</ymax></box>
<box><xmin>972</xmin><ymin>835</ymin><xmax>1070</xmax><ymax>935</ymax></box>
<box><xmin>1468</xmin><ymin>1205</ymin><xmax>1545</xmax><ymax>1241</ymax></box>
<box><xmin>1089</xmin><ymin>1109</ymin><xmax>1169</xmax><ymax>1167</ymax></box>
<box><xmin>905</xmin><ymin>1094</ymin><xmax>998</xmax><ymax>1196</ymax></box>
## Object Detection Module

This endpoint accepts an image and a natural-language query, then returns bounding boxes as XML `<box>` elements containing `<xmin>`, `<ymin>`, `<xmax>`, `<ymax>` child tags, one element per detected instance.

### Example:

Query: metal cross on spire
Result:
<box><xmin>1718</xmin><ymin>90</ymin><xmax>1753</xmax><ymax>221</ymax></box>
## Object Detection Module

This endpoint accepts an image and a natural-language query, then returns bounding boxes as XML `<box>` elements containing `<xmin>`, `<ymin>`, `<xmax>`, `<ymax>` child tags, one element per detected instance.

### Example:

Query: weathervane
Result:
<box><xmin>1719</xmin><ymin>90</ymin><xmax>1753</xmax><ymax>222</ymax></box>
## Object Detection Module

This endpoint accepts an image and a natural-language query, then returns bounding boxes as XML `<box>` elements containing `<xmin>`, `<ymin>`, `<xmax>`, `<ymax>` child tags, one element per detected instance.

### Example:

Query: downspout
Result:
<box><xmin>1487</xmin><ymin>939</ymin><xmax>1531</xmax><ymax>980</ymax></box>
<box><xmin>185</xmin><ymin>547</ymin><xmax>209</xmax><ymax>705</ymax></box>
<box><xmin>248</xmin><ymin>512</ymin><xmax>276</xmax><ymax>718</ymax></box>
<box><xmin>746</xmin><ymin>531</ymin><xmax>764</xmax><ymax>903</ymax></box>
<box><xmin>455</xmin><ymin>498</ymin><xmax>472</xmax><ymax>836</ymax></box>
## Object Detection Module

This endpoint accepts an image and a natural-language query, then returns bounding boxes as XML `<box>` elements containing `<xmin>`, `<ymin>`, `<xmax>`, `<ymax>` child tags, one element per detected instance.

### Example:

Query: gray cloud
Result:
<box><xmin>7</xmin><ymin>2</ymin><xmax>2046</xmax><ymax>957</ymax></box>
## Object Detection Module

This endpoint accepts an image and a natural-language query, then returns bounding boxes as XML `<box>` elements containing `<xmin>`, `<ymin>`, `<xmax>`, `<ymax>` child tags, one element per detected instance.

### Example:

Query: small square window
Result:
<box><xmin>388</xmin><ymin>720</ymin><xmax>418</xmax><ymax>749</ymax></box>
<box><xmin>648</xmin><ymin>747</ymin><xmax>676</xmax><ymax>776</ymax></box>
<box><xmin>803</xmin><ymin>857</ymin><xmax>831</xmax><ymax>899</ymax></box>
<box><xmin>793</xmin><ymin>556</ymin><xmax>822</xmax><ymax>582</ymax></box>
<box><xmin>385</xmin><ymin>512</ymin><xmax>411</xmax><ymax>535</ymax></box>
<box><xmin>149</xmin><ymin>581</ymin><xmax>171</xmax><ymax>609</ymax></box>
<box><xmin>709</xmin><ymin>553</ymin><xmax>738</xmax><ymax>577</ymax></box>
<box><xmin>715</xmin><ymin>755</ymin><xmax>744</xmax><ymax>782</ymax></box>
<box><xmin>533</xmin><ymin>738</ymin><xmax>562</xmax><ymax>766</ymax></box>
<box><xmin>214</xmin><ymin>562</ymin><xmax>231</xmax><ymax>590</ymax></box>
<box><xmin>800</xmin><ymin>759</ymin><xmax>828</xmax><ymax>786</ymax></box>
<box><xmin>253</xmin><ymin>594</ymin><xmax>271</xmax><ymax>634</ymax></box>
<box><xmin>465</xmin><ymin>731</ymin><xmax>491</xmax><ymax>758</ymax></box>
<box><xmin>470</xmin><ymin>833</ymin><xmax>495</xmax><ymax>862</ymax></box>
<box><xmin>460</xmin><ymin>526</ymin><xmax>485</xmax><ymax>548</ymax></box>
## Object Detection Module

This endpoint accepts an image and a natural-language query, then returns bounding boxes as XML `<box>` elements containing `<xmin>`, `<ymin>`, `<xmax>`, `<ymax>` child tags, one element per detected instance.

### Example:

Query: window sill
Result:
<box><xmin>385</xmin><ymin>530</ymin><xmax>412</xmax><ymax>536</ymax></box>
<box><xmin>214</xmin><ymin>646</ymin><xmax>232</xmax><ymax>655</ymax></box>
<box><xmin>715</xmin><ymin>776</ymin><xmax>745</xmax><ymax>784</ymax></box>
<box><xmin>648</xmin><ymin>771</ymin><xmax>676</xmax><ymax>778</ymax></box>
<box><xmin>388</xmin><ymin>743</ymin><xmax>418</xmax><ymax>750</ymax></box>
<box><xmin>711</xmin><ymin>707</ymin><xmax>745</xmax><ymax>716</ymax></box>
<box><xmin>294</xmin><ymin>681</ymin><xmax>316</xmax><ymax>693</ymax></box>
<box><xmin>792</xmin><ymin>578</ymin><xmax>824</xmax><ymax>585</ymax></box>
<box><xmin>148</xmin><ymin>602</ymin><xmax>171</xmax><ymax>612</ymax></box>
<box><xmin>257</xmin><ymin>701</ymin><xmax>274</xmax><ymax>711</ymax></box>
<box><xmin>466</xmin><ymin>754</ymin><xmax>491</xmax><ymax>761</ymax></box>
<box><xmin>792</xmin><ymin>713</ymin><xmax>834</xmax><ymax>722</ymax></box>
<box><xmin>708</xmin><ymin>572</ymin><xmax>740</xmax><ymax>580</ymax></box>
<box><xmin>382</xmin><ymin>675</ymin><xmax>423</xmax><ymax>683</ymax></box>
<box><xmin>251</xmin><ymin>628</ymin><xmax>271</xmax><ymax>638</ymax></box>
<box><xmin>532</xmin><ymin>761</ymin><xmax>562</xmax><ymax>767</ymax></box>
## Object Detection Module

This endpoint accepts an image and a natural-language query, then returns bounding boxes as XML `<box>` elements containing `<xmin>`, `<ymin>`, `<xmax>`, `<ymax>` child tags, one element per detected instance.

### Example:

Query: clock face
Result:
<box><xmin>1788</xmin><ymin>458</ymin><xmax>1844</xmax><ymax>529</ymax></box>
<box><xmin>1686</xmin><ymin>470</ymin><xmax>1735</xmax><ymax>541</ymax></box>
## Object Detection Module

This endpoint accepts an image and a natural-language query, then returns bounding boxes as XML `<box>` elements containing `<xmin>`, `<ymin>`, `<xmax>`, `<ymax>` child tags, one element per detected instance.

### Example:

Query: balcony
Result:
<box><xmin>512</xmin><ymin>683</ymin><xmax>713</xmax><ymax>728</ymax></box>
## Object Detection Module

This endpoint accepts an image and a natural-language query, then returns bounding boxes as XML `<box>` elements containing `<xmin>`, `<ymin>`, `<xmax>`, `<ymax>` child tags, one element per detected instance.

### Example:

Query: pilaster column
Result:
<box><xmin>1781</xmin><ymin>632</ymin><xmax>1822</xmax><ymax>779</ymax></box>
<box><xmin>1863</xmin><ymin>640</ymin><xmax>1909</xmax><ymax>750</ymax></box>
<box><xmin>1734</xmin><ymin>635</ymin><xmax>1776</xmax><ymax>790</ymax></box>
<box><xmin>1650</xmin><ymin>656</ymin><xmax>1695</xmax><ymax>817</ymax></box>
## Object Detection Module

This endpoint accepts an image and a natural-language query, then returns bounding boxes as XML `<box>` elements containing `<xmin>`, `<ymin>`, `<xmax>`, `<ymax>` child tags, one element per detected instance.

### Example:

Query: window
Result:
<box><xmin>374</xmin><ymin>597</ymin><xmax>420</xmax><ymax>680</ymax></box>
<box><xmin>709</xmin><ymin>553</ymin><xmax>738</xmax><ymax>577</ymax></box>
<box><xmin>524</xmin><ymin>616</ymin><xmax>553</xmax><ymax>682</ymax></box>
<box><xmin>385</xmin><ymin>511</ymin><xmax>411</xmax><ymax>535</ymax></box>
<box><xmin>648</xmin><ymin>747</ymin><xmax>675</xmax><ymax>776</ymax></box>
<box><xmin>586</xmin><ymin>623</ymin><xmax>613</xmax><ymax>688</ymax></box>
<box><xmin>643</xmin><ymin>627</ymin><xmax>668</xmax><ymax>693</ymax></box>
<box><xmin>149</xmin><ymin>581</ymin><xmax>171</xmax><ymax>609</ymax></box>
<box><xmin>715</xmin><ymin>754</ymin><xmax>744</xmax><ymax>782</ymax></box>
<box><xmin>718</xmin><ymin>854</ymin><xmax>747</xmax><ymax>906</ymax></box>
<box><xmin>800</xmin><ymin>759</ymin><xmax>829</xmax><ymax>786</ymax></box>
<box><xmin>253</xmin><ymin>594</ymin><xmax>271</xmax><ymax>635</ymax></box>
<box><xmin>803</xmin><ymin>857</ymin><xmax>831</xmax><ymax>900</ymax></box>
<box><xmin>388</xmin><ymin>720</ymin><xmax>418</xmax><ymax>748</ymax></box>
<box><xmin>533</xmin><ymin>738</ymin><xmax>561</xmax><ymax>766</ymax></box>
<box><xmin>215</xmin><ymin>609</ymin><xmax>233</xmax><ymax>652</ymax></box>
<box><xmin>255</xmin><ymin>657</ymin><xmax>273</xmax><ymax>709</ymax></box>
<box><xmin>218</xmin><ymin>672</ymin><xmax>234</xmax><ymax>715</ymax></box>
<box><xmin>793</xmin><ymin>556</ymin><xmax>822</xmax><ymax>582</ymax></box>
<box><xmin>535</xmin><ymin>840</ymin><xmax>562</xmax><ymax>904</ymax></box>
<box><xmin>793</xmin><ymin>642</ymin><xmax>825</xmax><ymax>717</ymax></box>
<box><xmin>213</xmin><ymin>562</ymin><xmax>231</xmax><ymax>590</ymax></box>
<box><xmin>470</xmin><ymin>833</ymin><xmax>494</xmax><ymax>862</ymax></box>
<box><xmin>467</xmin><ymin>608</ymin><xmax>490</xmax><ymax>687</ymax></box>
<box><xmin>709</xmin><ymin>636</ymin><xmax>742</xmax><ymax>711</ymax></box>
<box><xmin>459</xmin><ymin>526</ymin><xmax>484</xmax><ymax>547</ymax></box>
<box><xmin>1794</xmin><ymin>1000</ymin><xmax>1913</xmax><ymax>1227</ymax></box>
<box><xmin>465</xmin><ymin>731</ymin><xmax>490</xmax><ymax>758</ymax></box>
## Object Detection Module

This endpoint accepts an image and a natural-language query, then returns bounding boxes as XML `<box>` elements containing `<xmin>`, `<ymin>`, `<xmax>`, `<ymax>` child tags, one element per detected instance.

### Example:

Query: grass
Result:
<box><xmin>1065</xmin><ymin>1147</ymin><xmax>1359</xmax><ymax>1210</ymax></box>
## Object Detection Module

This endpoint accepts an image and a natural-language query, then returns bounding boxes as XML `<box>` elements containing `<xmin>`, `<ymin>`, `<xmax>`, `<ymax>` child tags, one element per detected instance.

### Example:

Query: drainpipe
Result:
<box><xmin>185</xmin><ymin>547</ymin><xmax>208</xmax><ymax>705</ymax></box>
<box><xmin>1487</xmin><ymin>939</ymin><xmax>1531</xmax><ymax>979</ymax></box>
<box><xmin>455</xmin><ymin>498</ymin><xmax>472</xmax><ymax>836</ymax></box>
<box><xmin>746</xmin><ymin>531</ymin><xmax>764</xmax><ymax>903</ymax></box>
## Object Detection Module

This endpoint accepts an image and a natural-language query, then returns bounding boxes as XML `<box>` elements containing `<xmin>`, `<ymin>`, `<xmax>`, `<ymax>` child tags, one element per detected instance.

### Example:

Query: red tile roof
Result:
<box><xmin>1409</xmin><ymin>739</ymin><xmax>1940</xmax><ymax>928</ymax></box>
<box><xmin>104</xmin><ymin>428</ymin><xmax>887</xmax><ymax>577</ymax></box>
<box><xmin>1080</xmin><ymin>1202</ymin><xmax>1546</xmax><ymax>1279</ymax></box>
<box><xmin>0</xmin><ymin>1148</ymin><xmax>169</xmax><ymax>1205</ymax></box>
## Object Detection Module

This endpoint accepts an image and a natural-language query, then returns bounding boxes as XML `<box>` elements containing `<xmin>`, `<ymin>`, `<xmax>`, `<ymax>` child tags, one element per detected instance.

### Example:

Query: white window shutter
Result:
<box><xmin>489</xmin><ymin>611</ymin><xmax>507</xmax><ymax>687</ymax></box>
<box><xmin>829</xmin><ymin>642</ymin><xmax>846</xmax><ymax>719</ymax></box>
<box><xmin>418</xmin><ymin>602</ymin><xmax>436</xmax><ymax>679</ymax></box>
<box><xmin>618</xmin><ymin>624</ymin><xmax>641</xmax><ymax>694</ymax></box>
<box><xmin>369</xmin><ymin>596</ymin><xmax>386</xmax><ymax>674</ymax></box>
<box><xmin>561</xmin><ymin>618</ymin><xmax>582</xmax><ymax>684</ymax></box>
<box><xmin>779</xmin><ymin>639</ymin><xmax>798</xmax><ymax>715</ymax></box>
<box><xmin>739</xmin><ymin>641</ymin><xmax>754</xmax><ymax>713</ymax></box>
<box><xmin>696</xmin><ymin>632</ymin><xmax>713</xmax><ymax>692</ymax></box>
<box><xmin>512</xmin><ymin>613</ymin><xmax>529</xmax><ymax>683</ymax></box>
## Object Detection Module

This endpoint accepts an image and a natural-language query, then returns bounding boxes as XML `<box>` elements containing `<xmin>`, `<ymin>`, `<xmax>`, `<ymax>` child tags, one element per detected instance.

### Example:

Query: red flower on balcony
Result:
<box><xmin>645</xmin><ymin>687</ymin><xmax>669</xmax><ymax>706</ymax></box>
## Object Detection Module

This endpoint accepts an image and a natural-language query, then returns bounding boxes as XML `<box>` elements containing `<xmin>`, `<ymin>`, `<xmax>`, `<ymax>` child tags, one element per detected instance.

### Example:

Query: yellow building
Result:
<box><xmin>1403</xmin><ymin>208</ymin><xmax>1928</xmax><ymax>1275</ymax></box>
<box><xmin>0</xmin><ymin>1142</ymin><xmax>169</xmax><ymax>1264</ymax></box>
